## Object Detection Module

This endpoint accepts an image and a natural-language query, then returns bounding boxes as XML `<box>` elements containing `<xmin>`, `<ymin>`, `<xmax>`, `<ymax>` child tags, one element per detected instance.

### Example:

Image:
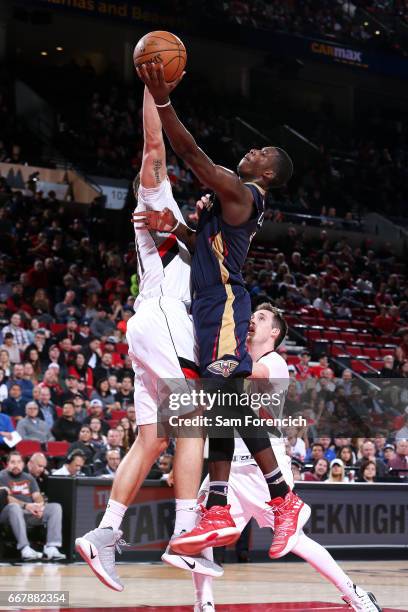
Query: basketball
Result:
<box><xmin>133</xmin><ymin>31</ymin><xmax>187</xmax><ymax>82</ymax></box>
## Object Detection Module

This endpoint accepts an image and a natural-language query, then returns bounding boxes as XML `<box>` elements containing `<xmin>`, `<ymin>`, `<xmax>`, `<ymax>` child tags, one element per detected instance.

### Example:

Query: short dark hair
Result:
<box><xmin>270</xmin><ymin>147</ymin><xmax>293</xmax><ymax>188</ymax></box>
<box><xmin>7</xmin><ymin>450</ymin><xmax>22</xmax><ymax>463</ymax></box>
<box><xmin>255</xmin><ymin>302</ymin><xmax>288</xmax><ymax>349</ymax></box>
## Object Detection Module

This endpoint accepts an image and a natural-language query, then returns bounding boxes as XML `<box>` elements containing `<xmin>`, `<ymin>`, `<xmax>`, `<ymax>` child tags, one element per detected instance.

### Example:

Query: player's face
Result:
<box><xmin>237</xmin><ymin>147</ymin><xmax>276</xmax><ymax>179</ymax></box>
<box><xmin>248</xmin><ymin>310</ymin><xmax>275</xmax><ymax>344</ymax></box>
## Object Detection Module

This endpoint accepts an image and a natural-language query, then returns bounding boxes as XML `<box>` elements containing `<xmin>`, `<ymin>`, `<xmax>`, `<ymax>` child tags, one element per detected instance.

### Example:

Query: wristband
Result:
<box><xmin>22</xmin><ymin>503</ymin><xmax>26</xmax><ymax>510</ymax></box>
<box><xmin>170</xmin><ymin>219</ymin><xmax>180</xmax><ymax>233</ymax></box>
<box><xmin>155</xmin><ymin>99</ymin><xmax>171</xmax><ymax>108</ymax></box>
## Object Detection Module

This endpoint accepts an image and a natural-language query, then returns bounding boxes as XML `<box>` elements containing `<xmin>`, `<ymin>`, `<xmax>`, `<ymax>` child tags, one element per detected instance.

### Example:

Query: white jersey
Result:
<box><xmin>134</xmin><ymin>178</ymin><xmax>191</xmax><ymax>306</ymax></box>
<box><xmin>234</xmin><ymin>350</ymin><xmax>289</xmax><ymax>459</ymax></box>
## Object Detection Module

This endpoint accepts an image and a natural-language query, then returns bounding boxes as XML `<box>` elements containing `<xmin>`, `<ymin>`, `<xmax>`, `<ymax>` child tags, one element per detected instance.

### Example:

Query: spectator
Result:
<box><xmin>36</xmin><ymin>386</ymin><xmax>57</xmax><ymax>428</ymax></box>
<box><xmin>95</xmin><ymin>449</ymin><xmax>121</xmax><ymax>478</ymax></box>
<box><xmin>54</xmin><ymin>290</ymin><xmax>81</xmax><ymax>322</ymax></box>
<box><xmin>68</xmin><ymin>425</ymin><xmax>97</xmax><ymax>467</ymax></box>
<box><xmin>127</xmin><ymin>404</ymin><xmax>137</xmax><ymax>433</ymax></box>
<box><xmin>379</xmin><ymin>355</ymin><xmax>399</xmax><ymax>378</ymax></box>
<box><xmin>286</xmin><ymin>426</ymin><xmax>306</xmax><ymax>461</ymax></box>
<box><xmin>303</xmin><ymin>458</ymin><xmax>329</xmax><ymax>481</ymax></box>
<box><xmin>73</xmin><ymin>397</ymin><xmax>87</xmax><ymax>423</ymax></box>
<box><xmin>52</xmin><ymin>449</ymin><xmax>86</xmax><ymax>476</ymax></box>
<box><xmin>336</xmin><ymin>369</ymin><xmax>353</xmax><ymax>396</ymax></box>
<box><xmin>2</xmin><ymin>383</ymin><xmax>26</xmax><ymax>419</ymax></box>
<box><xmin>388</xmin><ymin>439</ymin><xmax>408</xmax><ymax>478</ymax></box>
<box><xmin>68</xmin><ymin>352</ymin><xmax>94</xmax><ymax>390</ymax></box>
<box><xmin>90</xmin><ymin>308</ymin><xmax>115</xmax><ymax>339</ymax></box>
<box><xmin>158</xmin><ymin>453</ymin><xmax>173</xmax><ymax>481</ymax></box>
<box><xmin>115</xmin><ymin>375</ymin><xmax>134</xmax><ymax>408</ymax></box>
<box><xmin>337</xmin><ymin>445</ymin><xmax>356</xmax><ymax>467</ymax></box>
<box><xmin>0</xmin><ymin>450</ymin><xmax>65</xmax><ymax>560</ymax></box>
<box><xmin>93</xmin><ymin>352</ymin><xmax>117</xmax><ymax>383</ymax></box>
<box><xmin>93</xmin><ymin>428</ymin><xmax>125</xmax><ymax>470</ymax></box>
<box><xmin>355</xmin><ymin>440</ymin><xmax>388</xmax><ymax>479</ymax></box>
<box><xmin>0</xmin><ymin>349</ymin><xmax>11</xmax><ymax>377</ymax></box>
<box><xmin>51</xmin><ymin>401</ymin><xmax>81</xmax><ymax>442</ymax></box>
<box><xmin>27</xmin><ymin>452</ymin><xmax>49</xmax><ymax>496</ymax></box>
<box><xmin>327</xmin><ymin>458</ymin><xmax>347</xmax><ymax>483</ymax></box>
<box><xmin>0</xmin><ymin>332</ymin><xmax>21</xmax><ymax>363</ymax></box>
<box><xmin>16</xmin><ymin>401</ymin><xmax>53</xmax><ymax>443</ymax></box>
<box><xmin>38</xmin><ymin>368</ymin><xmax>64</xmax><ymax>405</ymax></box>
<box><xmin>83</xmin><ymin>399</ymin><xmax>110</xmax><ymax>434</ymax></box>
<box><xmin>90</xmin><ymin>377</ymin><xmax>116</xmax><ymax>411</ymax></box>
<box><xmin>82</xmin><ymin>337</ymin><xmax>102</xmax><ymax>369</ymax></box>
<box><xmin>89</xmin><ymin>417</ymin><xmax>107</xmax><ymax>448</ymax></box>
<box><xmin>56</xmin><ymin>317</ymin><xmax>82</xmax><ymax>349</ymax></box>
<box><xmin>383</xmin><ymin>443</ymin><xmax>396</xmax><ymax>465</ymax></box>
<box><xmin>356</xmin><ymin>459</ymin><xmax>377</xmax><ymax>483</ymax></box>
<box><xmin>1</xmin><ymin>313</ymin><xmax>30</xmax><ymax>349</ymax></box>
<box><xmin>8</xmin><ymin>363</ymin><xmax>33</xmax><ymax>402</ymax></box>
<box><xmin>119</xmin><ymin>416</ymin><xmax>135</xmax><ymax>451</ymax></box>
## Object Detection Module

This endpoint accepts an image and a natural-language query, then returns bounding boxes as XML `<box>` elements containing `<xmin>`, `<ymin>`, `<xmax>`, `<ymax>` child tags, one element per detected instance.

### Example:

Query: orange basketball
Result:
<box><xmin>133</xmin><ymin>31</ymin><xmax>187</xmax><ymax>82</ymax></box>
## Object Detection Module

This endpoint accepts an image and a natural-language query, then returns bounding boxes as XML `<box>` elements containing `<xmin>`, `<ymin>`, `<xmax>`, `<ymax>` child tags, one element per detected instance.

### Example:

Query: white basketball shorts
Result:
<box><xmin>126</xmin><ymin>296</ymin><xmax>197</xmax><ymax>426</ymax></box>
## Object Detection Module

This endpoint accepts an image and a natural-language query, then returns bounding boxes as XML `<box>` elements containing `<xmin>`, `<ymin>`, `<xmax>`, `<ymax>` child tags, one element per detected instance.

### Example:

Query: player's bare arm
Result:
<box><xmin>137</xmin><ymin>63</ymin><xmax>254</xmax><ymax>226</ymax></box>
<box><xmin>140</xmin><ymin>86</ymin><xmax>167</xmax><ymax>188</ymax></box>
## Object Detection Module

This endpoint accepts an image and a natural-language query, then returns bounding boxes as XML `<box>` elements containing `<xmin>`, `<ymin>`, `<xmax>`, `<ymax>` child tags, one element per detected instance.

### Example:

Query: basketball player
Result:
<box><xmin>172</xmin><ymin>304</ymin><xmax>382</xmax><ymax>612</ymax></box>
<box><xmin>136</xmin><ymin>62</ymin><xmax>309</xmax><ymax>560</ymax></box>
<box><xmin>75</xmin><ymin>86</ymin><xmax>218</xmax><ymax>591</ymax></box>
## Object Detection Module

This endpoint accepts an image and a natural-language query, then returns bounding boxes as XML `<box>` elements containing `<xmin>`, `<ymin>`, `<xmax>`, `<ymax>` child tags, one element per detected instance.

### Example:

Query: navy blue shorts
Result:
<box><xmin>192</xmin><ymin>284</ymin><xmax>253</xmax><ymax>379</ymax></box>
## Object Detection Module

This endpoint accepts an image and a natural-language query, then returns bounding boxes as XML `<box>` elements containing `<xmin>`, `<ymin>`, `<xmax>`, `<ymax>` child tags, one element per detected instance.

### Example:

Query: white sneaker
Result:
<box><xmin>194</xmin><ymin>603</ymin><xmax>215</xmax><ymax>612</ymax></box>
<box><xmin>343</xmin><ymin>584</ymin><xmax>382</xmax><ymax>611</ymax></box>
<box><xmin>43</xmin><ymin>546</ymin><xmax>66</xmax><ymax>561</ymax></box>
<box><xmin>75</xmin><ymin>527</ymin><xmax>124</xmax><ymax>591</ymax></box>
<box><xmin>162</xmin><ymin>544</ymin><xmax>223</xmax><ymax>577</ymax></box>
<box><xmin>21</xmin><ymin>545</ymin><xmax>43</xmax><ymax>560</ymax></box>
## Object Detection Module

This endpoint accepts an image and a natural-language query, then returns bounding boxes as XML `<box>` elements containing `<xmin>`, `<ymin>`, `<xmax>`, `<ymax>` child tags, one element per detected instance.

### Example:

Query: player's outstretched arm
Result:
<box><xmin>140</xmin><ymin>86</ymin><xmax>167</xmax><ymax>188</ymax></box>
<box><xmin>132</xmin><ymin>208</ymin><xmax>196</xmax><ymax>253</ymax></box>
<box><xmin>137</xmin><ymin>64</ymin><xmax>252</xmax><ymax>223</ymax></box>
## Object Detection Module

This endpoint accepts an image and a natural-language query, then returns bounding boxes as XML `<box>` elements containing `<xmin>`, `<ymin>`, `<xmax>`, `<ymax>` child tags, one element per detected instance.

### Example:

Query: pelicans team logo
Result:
<box><xmin>207</xmin><ymin>358</ymin><xmax>239</xmax><ymax>377</ymax></box>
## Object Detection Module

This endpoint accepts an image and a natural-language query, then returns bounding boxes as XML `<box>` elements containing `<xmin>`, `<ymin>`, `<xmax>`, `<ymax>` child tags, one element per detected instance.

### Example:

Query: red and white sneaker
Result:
<box><xmin>170</xmin><ymin>505</ymin><xmax>240</xmax><ymax>556</ymax></box>
<box><xmin>267</xmin><ymin>491</ymin><xmax>311</xmax><ymax>559</ymax></box>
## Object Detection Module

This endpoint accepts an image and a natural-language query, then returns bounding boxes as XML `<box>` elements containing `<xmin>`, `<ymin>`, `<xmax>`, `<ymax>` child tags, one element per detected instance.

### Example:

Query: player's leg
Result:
<box><xmin>292</xmin><ymin>534</ymin><xmax>382</xmax><ymax>611</ymax></box>
<box><xmin>251</xmin><ymin>448</ymin><xmax>381</xmax><ymax>611</ymax></box>
<box><xmin>191</xmin><ymin>467</ymin><xmax>250</xmax><ymax>612</ymax></box>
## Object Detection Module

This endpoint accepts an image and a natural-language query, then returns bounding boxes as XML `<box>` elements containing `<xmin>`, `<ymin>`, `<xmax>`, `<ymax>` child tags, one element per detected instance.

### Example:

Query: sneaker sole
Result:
<box><xmin>269</xmin><ymin>502</ymin><xmax>312</xmax><ymax>559</ymax></box>
<box><xmin>75</xmin><ymin>537</ymin><xmax>123</xmax><ymax>592</ymax></box>
<box><xmin>170</xmin><ymin>527</ymin><xmax>240</xmax><ymax>555</ymax></box>
<box><xmin>161</xmin><ymin>552</ymin><xmax>224</xmax><ymax>577</ymax></box>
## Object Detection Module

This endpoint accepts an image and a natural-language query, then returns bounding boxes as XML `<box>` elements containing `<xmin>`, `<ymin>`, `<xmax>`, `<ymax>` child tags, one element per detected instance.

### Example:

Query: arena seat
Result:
<box><xmin>351</xmin><ymin>360</ymin><xmax>370</xmax><ymax>374</ymax></box>
<box><xmin>110</xmin><ymin>410</ymin><xmax>127</xmax><ymax>420</ymax></box>
<box><xmin>362</xmin><ymin>347</ymin><xmax>380</xmax><ymax>359</ymax></box>
<box><xmin>116</xmin><ymin>342</ymin><xmax>128</xmax><ymax>354</ymax></box>
<box><xmin>16</xmin><ymin>440</ymin><xmax>42</xmax><ymax>457</ymax></box>
<box><xmin>46</xmin><ymin>441</ymin><xmax>70</xmax><ymax>457</ymax></box>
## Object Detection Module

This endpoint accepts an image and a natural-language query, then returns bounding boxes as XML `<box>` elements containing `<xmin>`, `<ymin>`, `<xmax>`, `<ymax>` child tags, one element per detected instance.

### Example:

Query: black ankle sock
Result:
<box><xmin>264</xmin><ymin>468</ymin><xmax>290</xmax><ymax>500</ymax></box>
<box><xmin>206</xmin><ymin>481</ymin><xmax>228</xmax><ymax>508</ymax></box>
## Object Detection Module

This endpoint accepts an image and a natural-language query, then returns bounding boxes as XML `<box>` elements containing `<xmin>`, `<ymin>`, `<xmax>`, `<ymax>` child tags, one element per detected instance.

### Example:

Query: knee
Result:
<box><xmin>138</xmin><ymin>429</ymin><xmax>168</xmax><ymax>454</ymax></box>
<box><xmin>46</xmin><ymin>503</ymin><xmax>62</xmax><ymax>516</ymax></box>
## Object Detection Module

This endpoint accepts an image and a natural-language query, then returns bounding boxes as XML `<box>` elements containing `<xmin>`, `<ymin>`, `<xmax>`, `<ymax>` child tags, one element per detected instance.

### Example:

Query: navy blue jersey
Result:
<box><xmin>191</xmin><ymin>183</ymin><xmax>265</xmax><ymax>293</ymax></box>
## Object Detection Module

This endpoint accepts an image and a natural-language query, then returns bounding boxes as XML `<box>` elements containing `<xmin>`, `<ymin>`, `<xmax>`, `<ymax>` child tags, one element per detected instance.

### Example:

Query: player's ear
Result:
<box><xmin>263</xmin><ymin>168</ymin><xmax>275</xmax><ymax>182</ymax></box>
<box><xmin>271</xmin><ymin>326</ymin><xmax>280</xmax><ymax>340</ymax></box>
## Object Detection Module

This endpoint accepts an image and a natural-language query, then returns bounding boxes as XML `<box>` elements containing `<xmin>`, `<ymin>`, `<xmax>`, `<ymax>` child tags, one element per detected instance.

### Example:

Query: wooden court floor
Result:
<box><xmin>0</xmin><ymin>561</ymin><xmax>407</xmax><ymax>611</ymax></box>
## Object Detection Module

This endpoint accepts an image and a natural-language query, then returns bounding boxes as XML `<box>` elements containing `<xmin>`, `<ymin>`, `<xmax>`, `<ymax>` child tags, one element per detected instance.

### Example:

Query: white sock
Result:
<box><xmin>174</xmin><ymin>498</ymin><xmax>197</xmax><ymax>535</ymax></box>
<box><xmin>99</xmin><ymin>498</ymin><xmax>127</xmax><ymax>531</ymax></box>
<box><xmin>192</xmin><ymin>546</ymin><xmax>214</xmax><ymax>605</ymax></box>
<box><xmin>292</xmin><ymin>533</ymin><xmax>355</xmax><ymax>597</ymax></box>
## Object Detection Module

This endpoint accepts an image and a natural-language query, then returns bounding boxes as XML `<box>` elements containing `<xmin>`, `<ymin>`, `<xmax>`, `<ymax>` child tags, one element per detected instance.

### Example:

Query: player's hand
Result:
<box><xmin>166</xmin><ymin>469</ymin><xmax>174</xmax><ymax>487</ymax></box>
<box><xmin>196</xmin><ymin>193</ymin><xmax>211</xmax><ymax>214</ymax></box>
<box><xmin>132</xmin><ymin>208</ymin><xmax>177</xmax><ymax>233</ymax></box>
<box><xmin>136</xmin><ymin>63</ymin><xmax>185</xmax><ymax>105</ymax></box>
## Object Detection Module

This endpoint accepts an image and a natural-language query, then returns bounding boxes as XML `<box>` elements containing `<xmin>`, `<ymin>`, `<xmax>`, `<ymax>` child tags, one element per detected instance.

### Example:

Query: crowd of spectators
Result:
<box><xmin>204</xmin><ymin>0</ymin><xmax>408</xmax><ymax>54</ymax></box>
